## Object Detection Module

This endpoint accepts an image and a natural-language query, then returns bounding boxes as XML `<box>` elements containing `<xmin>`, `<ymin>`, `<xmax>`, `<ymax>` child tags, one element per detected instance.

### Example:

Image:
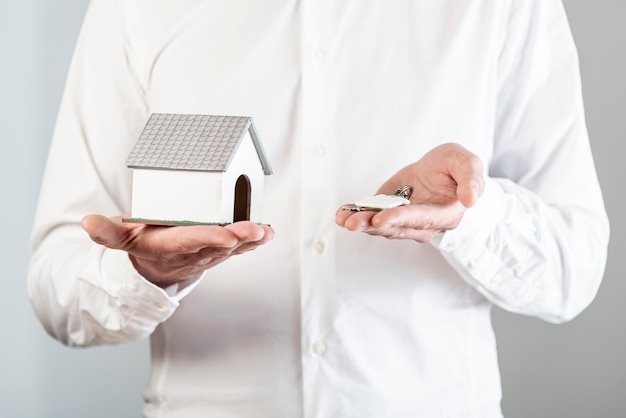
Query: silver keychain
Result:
<box><xmin>342</xmin><ymin>185</ymin><xmax>413</xmax><ymax>212</ymax></box>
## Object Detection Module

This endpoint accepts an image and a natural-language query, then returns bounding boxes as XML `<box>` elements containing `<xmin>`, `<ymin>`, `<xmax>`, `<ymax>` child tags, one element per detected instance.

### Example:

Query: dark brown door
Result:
<box><xmin>233</xmin><ymin>175</ymin><xmax>251</xmax><ymax>222</ymax></box>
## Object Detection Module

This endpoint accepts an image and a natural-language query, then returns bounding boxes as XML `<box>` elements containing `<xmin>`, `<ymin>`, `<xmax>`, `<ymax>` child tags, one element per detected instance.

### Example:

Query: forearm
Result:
<box><xmin>434</xmin><ymin>177</ymin><xmax>609</xmax><ymax>323</ymax></box>
<box><xmin>27</xmin><ymin>225</ymin><xmax>183</xmax><ymax>346</ymax></box>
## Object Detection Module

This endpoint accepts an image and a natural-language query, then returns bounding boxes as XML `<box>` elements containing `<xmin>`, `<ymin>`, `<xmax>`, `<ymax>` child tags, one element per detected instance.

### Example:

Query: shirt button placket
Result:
<box><xmin>300</xmin><ymin>2</ymin><xmax>337</xmax><ymax>416</ymax></box>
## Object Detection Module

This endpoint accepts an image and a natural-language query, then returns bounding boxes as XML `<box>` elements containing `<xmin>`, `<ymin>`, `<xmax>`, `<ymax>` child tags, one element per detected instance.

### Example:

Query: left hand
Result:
<box><xmin>335</xmin><ymin>143</ymin><xmax>485</xmax><ymax>243</ymax></box>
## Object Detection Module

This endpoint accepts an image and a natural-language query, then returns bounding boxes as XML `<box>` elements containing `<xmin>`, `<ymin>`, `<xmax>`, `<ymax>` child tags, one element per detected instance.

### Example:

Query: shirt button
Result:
<box><xmin>155</xmin><ymin>302</ymin><xmax>166</xmax><ymax>309</ymax></box>
<box><xmin>310</xmin><ymin>239</ymin><xmax>326</xmax><ymax>254</ymax></box>
<box><xmin>446</xmin><ymin>239</ymin><xmax>461</xmax><ymax>249</ymax></box>
<box><xmin>313</xmin><ymin>48</ymin><xmax>327</xmax><ymax>61</ymax></box>
<box><xmin>312</xmin><ymin>341</ymin><xmax>327</xmax><ymax>355</ymax></box>
<box><xmin>311</xmin><ymin>143</ymin><xmax>326</xmax><ymax>156</ymax></box>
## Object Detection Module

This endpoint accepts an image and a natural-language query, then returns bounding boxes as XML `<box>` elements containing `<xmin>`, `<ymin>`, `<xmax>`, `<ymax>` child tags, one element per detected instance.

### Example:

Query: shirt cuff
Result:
<box><xmin>89</xmin><ymin>248</ymin><xmax>202</xmax><ymax>323</ymax></box>
<box><xmin>74</xmin><ymin>244</ymin><xmax>205</xmax><ymax>342</ymax></box>
<box><xmin>431</xmin><ymin>177</ymin><xmax>505</xmax><ymax>262</ymax></box>
<box><xmin>163</xmin><ymin>273</ymin><xmax>204</xmax><ymax>301</ymax></box>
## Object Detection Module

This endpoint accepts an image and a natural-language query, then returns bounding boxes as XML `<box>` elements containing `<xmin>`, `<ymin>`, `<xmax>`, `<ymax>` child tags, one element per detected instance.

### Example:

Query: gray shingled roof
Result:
<box><xmin>126</xmin><ymin>113</ymin><xmax>272</xmax><ymax>174</ymax></box>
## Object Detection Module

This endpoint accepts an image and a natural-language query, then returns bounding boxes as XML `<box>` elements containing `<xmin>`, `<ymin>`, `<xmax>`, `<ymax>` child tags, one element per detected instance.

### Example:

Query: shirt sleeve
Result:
<box><xmin>26</xmin><ymin>0</ymin><xmax>196</xmax><ymax>346</ymax></box>
<box><xmin>432</xmin><ymin>0</ymin><xmax>609</xmax><ymax>323</ymax></box>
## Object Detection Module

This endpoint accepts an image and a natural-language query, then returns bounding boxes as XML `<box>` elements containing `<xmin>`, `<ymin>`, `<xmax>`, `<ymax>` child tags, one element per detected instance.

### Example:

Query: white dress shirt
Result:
<box><xmin>28</xmin><ymin>0</ymin><xmax>609</xmax><ymax>417</ymax></box>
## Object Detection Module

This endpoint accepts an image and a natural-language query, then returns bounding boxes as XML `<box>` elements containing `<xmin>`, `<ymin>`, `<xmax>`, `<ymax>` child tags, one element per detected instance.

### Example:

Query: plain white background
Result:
<box><xmin>0</xmin><ymin>1</ymin><xmax>623</xmax><ymax>417</ymax></box>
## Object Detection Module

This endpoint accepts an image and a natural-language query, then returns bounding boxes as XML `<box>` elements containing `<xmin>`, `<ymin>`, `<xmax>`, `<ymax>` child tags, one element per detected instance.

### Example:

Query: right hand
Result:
<box><xmin>336</xmin><ymin>143</ymin><xmax>484</xmax><ymax>243</ymax></box>
<box><xmin>81</xmin><ymin>215</ymin><xmax>274</xmax><ymax>288</ymax></box>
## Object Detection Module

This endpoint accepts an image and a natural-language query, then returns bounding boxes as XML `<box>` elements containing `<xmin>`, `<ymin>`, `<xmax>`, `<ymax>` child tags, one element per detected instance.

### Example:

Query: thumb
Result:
<box><xmin>81</xmin><ymin>214</ymin><xmax>128</xmax><ymax>248</ymax></box>
<box><xmin>449</xmin><ymin>148</ymin><xmax>485</xmax><ymax>208</ymax></box>
<box><xmin>456</xmin><ymin>179</ymin><xmax>483</xmax><ymax>208</ymax></box>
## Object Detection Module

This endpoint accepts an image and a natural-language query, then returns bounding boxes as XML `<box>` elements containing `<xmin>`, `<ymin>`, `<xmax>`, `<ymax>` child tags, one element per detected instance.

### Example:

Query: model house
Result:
<box><xmin>125</xmin><ymin>113</ymin><xmax>272</xmax><ymax>225</ymax></box>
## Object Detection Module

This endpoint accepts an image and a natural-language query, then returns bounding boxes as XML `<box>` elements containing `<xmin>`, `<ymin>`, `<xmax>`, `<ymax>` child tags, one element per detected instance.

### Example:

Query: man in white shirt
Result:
<box><xmin>28</xmin><ymin>1</ymin><xmax>609</xmax><ymax>417</ymax></box>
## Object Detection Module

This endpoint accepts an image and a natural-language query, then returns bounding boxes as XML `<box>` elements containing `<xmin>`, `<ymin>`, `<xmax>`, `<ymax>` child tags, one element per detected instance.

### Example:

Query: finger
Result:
<box><xmin>230</xmin><ymin>241</ymin><xmax>264</xmax><ymax>256</ymax></box>
<box><xmin>81</xmin><ymin>214</ymin><xmax>134</xmax><ymax>248</ymax></box>
<box><xmin>184</xmin><ymin>237</ymin><xmax>267</xmax><ymax>269</ymax></box>
<box><xmin>225</xmin><ymin>222</ymin><xmax>275</xmax><ymax>244</ymax></box>
<box><xmin>358</xmin><ymin>224</ymin><xmax>442</xmax><ymax>243</ymax></box>
<box><xmin>448</xmin><ymin>147</ymin><xmax>485</xmax><ymax>208</ymax></box>
<box><xmin>370</xmin><ymin>202</ymin><xmax>464</xmax><ymax>231</ymax></box>
<box><xmin>173</xmin><ymin>238</ymin><xmax>268</xmax><ymax>273</ymax></box>
<box><xmin>335</xmin><ymin>206</ymin><xmax>358</xmax><ymax>227</ymax></box>
<box><xmin>154</xmin><ymin>223</ymin><xmax>273</xmax><ymax>256</ymax></box>
<box><xmin>195</xmin><ymin>224</ymin><xmax>274</xmax><ymax>260</ymax></box>
<box><xmin>146</xmin><ymin>225</ymin><xmax>243</xmax><ymax>256</ymax></box>
<box><xmin>340</xmin><ymin>211</ymin><xmax>377</xmax><ymax>232</ymax></box>
<box><xmin>174</xmin><ymin>245</ymin><xmax>236</xmax><ymax>266</ymax></box>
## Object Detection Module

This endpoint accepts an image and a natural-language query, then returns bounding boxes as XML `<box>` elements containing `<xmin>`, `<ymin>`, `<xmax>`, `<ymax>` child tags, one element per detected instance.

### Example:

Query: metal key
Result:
<box><xmin>341</xmin><ymin>185</ymin><xmax>413</xmax><ymax>212</ymax></box>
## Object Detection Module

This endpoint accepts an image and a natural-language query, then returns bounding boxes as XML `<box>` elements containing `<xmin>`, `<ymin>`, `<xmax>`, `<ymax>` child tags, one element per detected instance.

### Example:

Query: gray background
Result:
<box><xmin>0</xmin><ymin>1</ymin><xmax>623</xmax><ymax>417</ymax></box>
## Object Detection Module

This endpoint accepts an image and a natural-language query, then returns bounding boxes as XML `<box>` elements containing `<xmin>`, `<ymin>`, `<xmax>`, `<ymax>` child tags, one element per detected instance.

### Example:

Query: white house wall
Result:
<box><xmin>131</xmin><ymin>169</ymin><xmax>224</xmax><ymax>223</ymax></box>
<box><xmin>221</xmin><ymin>131</ymin><xmax>265</xmax><ymax>223</ymax></box>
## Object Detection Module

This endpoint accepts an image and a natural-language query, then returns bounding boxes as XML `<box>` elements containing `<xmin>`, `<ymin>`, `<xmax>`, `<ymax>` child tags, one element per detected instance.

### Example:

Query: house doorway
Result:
<box><xmin>233</xmin><ymin>175</ymin><xmax>251</xmax><ymax>222</ymax></box>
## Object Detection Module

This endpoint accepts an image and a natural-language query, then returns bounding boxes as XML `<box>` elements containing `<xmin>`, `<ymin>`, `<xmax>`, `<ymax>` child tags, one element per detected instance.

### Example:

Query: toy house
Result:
<box><xmin>124</xmin><ymin>113</ymin><xmax>272</xmax><ymax>225</ymax></box>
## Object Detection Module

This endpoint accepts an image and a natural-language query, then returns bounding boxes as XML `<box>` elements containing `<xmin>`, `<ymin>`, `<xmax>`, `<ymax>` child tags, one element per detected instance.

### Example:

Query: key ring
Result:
<box><xmin>394</xmin><ymin>185</ymin><xmax>413</xmax><ymax>200</ymax></box>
